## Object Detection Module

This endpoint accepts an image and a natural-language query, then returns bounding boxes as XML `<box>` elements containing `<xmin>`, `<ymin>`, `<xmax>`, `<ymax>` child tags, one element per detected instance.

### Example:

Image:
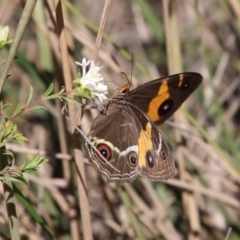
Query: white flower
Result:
<box><xmin>0</xmin><ymin>26</ymin><xmax>9</xmax><ymax>42</ymax></box>
<box><xmin>75</xmin><ymin>58</ymin><xmax>108</xmax><ymax>103</ymax></box>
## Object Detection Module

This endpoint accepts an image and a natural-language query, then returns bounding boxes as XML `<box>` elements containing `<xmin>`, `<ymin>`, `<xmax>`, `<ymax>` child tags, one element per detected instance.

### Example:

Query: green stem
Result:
<box><xmin>0</xmin><ymin>0</ymin><xmax>37</xmax><ymax>95</ymax></box>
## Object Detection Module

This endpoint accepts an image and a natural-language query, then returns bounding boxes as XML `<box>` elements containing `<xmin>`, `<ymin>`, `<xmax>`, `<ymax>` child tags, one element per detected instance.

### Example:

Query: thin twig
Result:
<box><xmin>167</xmin><ymin>179</ymin><xmax>240</xmax><ymax>209</ymax></box>
<box><xmin>225</xmin><ymin>227</ymin><xmax>232</xmax><ymax>240</ymax></box>
<box><xmin>92</xmin><ymin>0</ymin><xmax>112</xmax><ymax>62</ymax></box>
<box><xmin>54</xmin><ymin>0</ymin><xmax>92</xmax><ymax>239</ymax></box>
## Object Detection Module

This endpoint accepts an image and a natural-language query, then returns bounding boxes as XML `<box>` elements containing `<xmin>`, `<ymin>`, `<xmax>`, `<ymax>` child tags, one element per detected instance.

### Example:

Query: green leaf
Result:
<box><xmin>12</xmin><ymin>103</ymin><xmax>23</xmax><ymax>116</ymax></box>
<box><xmin>14</xmin><ymin>134</ymin><xmax>28</xmax><ymax>141</ymax></box>
<box><xmin>27</xmin><ymin>105</ymin><xmax>46</xmax><ymax>112</ymax></box>
<box><xmin>21</xmin><ymin>153</ymin><xmax>48</xmax><ymax>172</ymax></box>
<box><xmin>2</xmin><ymin>174</ymin><xmax>28</xmax><ymax>184</ymax></box>
<box><xmin>4</xmin><ymin>103</ymin><xmax>11</xmax><ymax>109</ymax></box>
<box><xmin>2</xmin><ymin>164</ymin><xmax>11</xmax><ymax>172</ymax></box>
<box><xmin>13</xmin><ymin>184</ymin><xmax>56</xmax><ymax>239</ymax></box>
<box><xmin>58</xmin><ymin>87</ymin><xmax>65</xmax><ymax>94</ymax></box>
<box><xmin>43</xmin><ymin>95</ymin><xmax>62</xmax><ymax>101</ymax></box>
<box><xmin>0</xmin><ymin>131</ymin><xmax>3</xmax><ymax>143</ymax></box>
<box><xmin>0</xmin><ymin>150</ymin><xmax>15</xmax><ymax>166</ymax></box>
<box><xmin>14</xmin><ymin>174</ymin><xmax>28</xmax><ymax>184</ymax></box>
<box><xmin>0</xmin><ymin>143</ymin><xmax>6</xmax><ymax>148</ymax></box>
<box><xmin>0</xmin><ymin>59</ymin><xmax>6</xmax><ymax>66</ymax></box>
<box><xmin>26</xmin><ymin>85</ymin><xmax>33</xmax><ymax>105</ymax></box>
<box><xmin>0</xmin><ymin>169</ymin><xmax>27</xmax><ymax>184</ymax></box>
<box><xmin>0</xmin><ymin>41</ymin><xmax>5</xmax><ymax>50</ymax></box>
<box><xmin>61</xmin><ymin>97</ymin><xmax>82</xmax><ymax>105</ymax></box>
<box><xmin>73</xmin><ymin>91</ymin><xmax>91</xmax><ymax>99</ymax></box>
<box><xmin>42</xmin><ymin>83</ymin><xmax>54</xmax><ymax>98</ymax></box>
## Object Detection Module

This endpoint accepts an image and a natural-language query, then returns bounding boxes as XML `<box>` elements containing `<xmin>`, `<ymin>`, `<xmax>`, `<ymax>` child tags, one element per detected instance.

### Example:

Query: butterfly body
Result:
<box><xmin>86</xmin><ymin>72</ymin><xmax>203</xmax><ymax>182</ymax></box>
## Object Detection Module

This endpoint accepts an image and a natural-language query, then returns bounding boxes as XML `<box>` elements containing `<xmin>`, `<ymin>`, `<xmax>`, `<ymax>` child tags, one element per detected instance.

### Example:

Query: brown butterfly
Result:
<box><xmin>86</xmin><ymin>72</ymin><xmax>203</xmax><ymax>182</ymax></box>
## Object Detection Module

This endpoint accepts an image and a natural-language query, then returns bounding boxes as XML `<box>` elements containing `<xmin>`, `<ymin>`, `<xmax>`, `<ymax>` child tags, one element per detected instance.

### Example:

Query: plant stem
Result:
<box><xmin>0</xmin><ymin>1</ymin><xmax>37</xmax><ymax>239</ymax></box>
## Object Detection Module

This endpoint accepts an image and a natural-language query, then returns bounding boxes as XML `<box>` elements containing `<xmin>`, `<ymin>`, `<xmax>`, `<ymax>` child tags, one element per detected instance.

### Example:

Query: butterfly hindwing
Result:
<box><xmin>87</xmin><ymin>102</ymin><xmax>175</xmax><ymax>182</ymax></box>
<box><xmin>128</xmin><ymin>105</ymin><xmax>175</xmax><ymax>180</ymax></box>
<box><xmin>87</xmin><ymin>103</ymin><xmax>139</xmax><ymax>182</ymax></box>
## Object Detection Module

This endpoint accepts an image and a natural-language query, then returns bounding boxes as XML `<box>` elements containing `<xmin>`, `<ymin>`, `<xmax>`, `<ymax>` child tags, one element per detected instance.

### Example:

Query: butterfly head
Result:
<box><xmin>120</xmin><ymin>84</ymin><xmax>130</xmax><ymax>94</ymax></box>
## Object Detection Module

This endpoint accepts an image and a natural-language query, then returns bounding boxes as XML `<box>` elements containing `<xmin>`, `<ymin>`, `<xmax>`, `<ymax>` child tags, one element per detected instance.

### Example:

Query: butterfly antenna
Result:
<box><xmin>119</xmin><ymin>53</ymin><xmax>134</xmax><ymax>87</ymax></box>
<box><xmin>120</xmin><ymin>72</ymin><xmax>130</xmax><ymax>85</ymax></box>
<box><xmin>130</xmin><ymin>52</ymin><xmax>134</xmax><ymax>87</ymax></box>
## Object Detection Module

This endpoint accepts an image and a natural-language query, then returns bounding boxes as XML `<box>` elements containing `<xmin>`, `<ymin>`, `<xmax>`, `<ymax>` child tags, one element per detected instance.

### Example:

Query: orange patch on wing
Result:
<box><xmin>147</xmin><ymin>80</ymin><xmax>170</xmax><ymax>122</ymax></box>
<box><xmin>178</xmin><ymin>74</ymin><xmax>184</xmax><ymax>87</ymax></box>
<box><xmin>138</xmin><ymin>122</ymin><xmax>152</xmax><ymax>167</ymax></box>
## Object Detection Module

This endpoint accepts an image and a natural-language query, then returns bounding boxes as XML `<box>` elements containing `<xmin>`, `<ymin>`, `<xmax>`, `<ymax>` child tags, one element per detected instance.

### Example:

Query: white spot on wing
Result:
<box><xmin>119</xmin><ymin>145</ymin><xmax>138</xmax><ymax>157</ymax></box>
<box><xmin>157</xmin><ymin>133</ymin><xmax>162</xmax><ymax>156</ymax></box>
<box><xmin>120</xmin><ymin>123</ymin><xmax>132</xmax><ymax>127</ymax></box>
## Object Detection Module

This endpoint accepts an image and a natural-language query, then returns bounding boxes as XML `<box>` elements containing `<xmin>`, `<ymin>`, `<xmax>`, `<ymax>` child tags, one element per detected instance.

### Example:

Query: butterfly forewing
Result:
<box><xmin>126</xmin><ymin>72</ymin><xmax>203</xmax><ymax>124</ymax></box>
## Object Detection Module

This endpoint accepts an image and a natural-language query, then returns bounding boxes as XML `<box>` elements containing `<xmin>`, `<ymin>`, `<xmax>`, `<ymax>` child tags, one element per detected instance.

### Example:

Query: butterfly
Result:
<box><xmin>86</xmin><ymin>72</ymin><xmax>202</xmax><ymax>182</ymax></box>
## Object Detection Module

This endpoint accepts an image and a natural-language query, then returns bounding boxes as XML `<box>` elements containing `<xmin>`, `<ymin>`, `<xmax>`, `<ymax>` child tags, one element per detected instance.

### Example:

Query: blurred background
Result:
<box><xmin>0</xmin><ymin>0</ymin><xmax>240</xmax><ymax>239</ymax></box>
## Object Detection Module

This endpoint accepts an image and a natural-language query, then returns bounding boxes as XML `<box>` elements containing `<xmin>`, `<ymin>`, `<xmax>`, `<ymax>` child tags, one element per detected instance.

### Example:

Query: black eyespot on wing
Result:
<box><xmin>146</xmin><ymin>150</ymin><xmax>154</xmax><ymax>168</ymax></box>
<box><xmin>158</xmin><ymin>99</ymin><xmax>174</xmax><ymax>116</ymax></box>
<box><xmin>128</xmin><ymin>151</ymin><xmax>138</xmax><ymax>167</ymax></box>
<box><xmin>97</xmin><ymin>144</ymin><xmax>112</xmax><ymax>162</ymax></box>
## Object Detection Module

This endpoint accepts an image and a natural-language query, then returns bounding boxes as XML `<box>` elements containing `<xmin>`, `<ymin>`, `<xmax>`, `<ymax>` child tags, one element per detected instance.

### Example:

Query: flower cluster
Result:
<box><xmin>75</xmin><ymin>58</ymin><xmax>108</xmax><ymax>103</ymax></box>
